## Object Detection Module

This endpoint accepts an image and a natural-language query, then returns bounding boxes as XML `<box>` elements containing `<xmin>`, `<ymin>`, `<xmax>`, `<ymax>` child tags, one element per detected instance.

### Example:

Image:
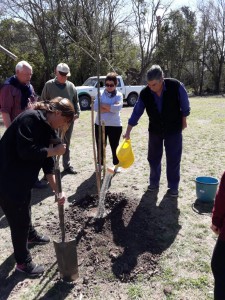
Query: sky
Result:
<box><xmin>170</xmin><ymin>0</ymin><xmax>197</xmax><ymax>9</ymax></box>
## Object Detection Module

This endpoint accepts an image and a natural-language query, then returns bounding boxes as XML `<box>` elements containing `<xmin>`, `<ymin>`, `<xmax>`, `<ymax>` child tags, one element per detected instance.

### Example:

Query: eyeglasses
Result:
<box><xmin>105</xmin><ymin>84</ymin><xmax>115</xmax><ymax>87</ymax></box>
<box><xmin>58</xmin><ymin>71</ymin><xmax>68</xmax><ymax>77</ymax></box>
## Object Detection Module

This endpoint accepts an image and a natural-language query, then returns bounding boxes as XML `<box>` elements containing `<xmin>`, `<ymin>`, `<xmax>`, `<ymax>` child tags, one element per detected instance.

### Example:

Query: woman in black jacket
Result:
<box><xmin>0</xmin><ymin>97</ymin><xmax>75</xmax><ymax>276</ymax></box>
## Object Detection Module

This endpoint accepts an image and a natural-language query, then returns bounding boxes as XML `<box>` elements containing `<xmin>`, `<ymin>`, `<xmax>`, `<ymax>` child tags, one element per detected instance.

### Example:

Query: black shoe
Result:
<box><xmin>147</xmin><ymin>185</ymin><xmax>159</xmax><ymax>192</ymax></box>
<box><xmin>33</xmin><ymin>179</ymin><xmax>48</xmax><ymax>189</ymax></box>
<box><xmin>28</xmin><ymin>234</ymin><xmax>50</xmax><ymax>245</ymax></box>
<box><xmin>64</xmin><ymin>166</ymin><xmax>77</xmax><ymax>174</ymax></box>
<box><xmin>16</xmin><ymin>261</ymin><xmax>44</xmax><ymax>276</ymax></box>
<box><xmin>166</xmin><ymin>189</ymin><xmax>179</xmax><ymax>198</ymax></box>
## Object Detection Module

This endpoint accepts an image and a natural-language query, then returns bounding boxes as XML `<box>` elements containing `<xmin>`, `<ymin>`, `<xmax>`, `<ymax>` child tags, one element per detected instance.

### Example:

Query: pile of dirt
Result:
<box><xmin>47</xmin><ymin>191</ymin><xmax>161</xmax><ymax>286</ymax></box>
<box><xmin>0</xmin><ymin>186</ymin><xmax>180</xmax><ymax>299</ymax></box>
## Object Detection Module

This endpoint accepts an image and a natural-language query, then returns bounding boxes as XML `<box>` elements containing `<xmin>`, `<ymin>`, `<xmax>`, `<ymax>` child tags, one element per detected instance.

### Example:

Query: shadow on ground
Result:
<box><xmin>0</xmin><ymin>254</ymin><xmax>24</xmax><ymax>300</ymax></box>
<box><xmin>0</xmin><ymin>185</ymin><xmax>54</xmax><ymax>229</ymax></box>
<box><xmin>67</xmin><ymin>172</ymin><xmax>98</xmax><ymax>204</ymax></box>
<box><xmin>111</xmin><ymin>190</ymin><xmax>181</xmax><ymax>280</ymax></box>
<box><xmin>30</xmin><ymin>262</ymin><xmax>75</xmax><ymax>300</ymax></box>
<box><xmin>192</xmin><ymin>198</ymin><xmax>214</xmax><ymax>215</ymax></box>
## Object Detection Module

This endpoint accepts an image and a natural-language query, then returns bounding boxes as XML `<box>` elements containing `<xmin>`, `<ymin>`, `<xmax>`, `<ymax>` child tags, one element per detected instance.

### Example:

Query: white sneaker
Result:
<box><xmin>114</xmin><ymin>166</ymin><xmax>122</xmax><ymax>173</ymax></box>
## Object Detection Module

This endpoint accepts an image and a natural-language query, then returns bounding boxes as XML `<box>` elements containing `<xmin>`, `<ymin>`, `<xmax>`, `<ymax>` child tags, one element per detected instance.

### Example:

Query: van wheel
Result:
<box><xmin>79</xmin><ymin>95</ymin><xmax>91</xmax><ymax>110</ymax></box>
<box><xmin>127</xmin><ymin>93</ymin><xmax>138</xmax><ymax>106</ymax></box>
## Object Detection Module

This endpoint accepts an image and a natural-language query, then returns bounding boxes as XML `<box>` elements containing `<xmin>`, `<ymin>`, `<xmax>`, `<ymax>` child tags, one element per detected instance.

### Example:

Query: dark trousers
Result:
<box><xmin>211</xmin><ymin>239</ymin><xmax>225</xmax><ymax>299</ymax></box>
<box><xmin>0</xmin><ymin>191</ymin><xmax>37</xmax><ymax>264</ymax></box>
<box><xmin>63</xmin><ymin>121</ymin><xmax>74</xmax><ymax>170</ymax></box>
<box><xmin>95</xmin><ymin>124</ymin><xmax>122</xmax><ymax>165</ymax></box>
<box><xmin>147</xmin><ymin>131</ymin><xmax>182</xmax><ymax>190</ymax></box>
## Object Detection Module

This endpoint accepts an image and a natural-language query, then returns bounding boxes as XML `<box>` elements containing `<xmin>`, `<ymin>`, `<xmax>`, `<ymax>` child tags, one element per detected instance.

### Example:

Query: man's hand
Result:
<box><xmin>211</xmin><ymin>224</ymin><xmax>220</xmax><ymax>235</ymax></box>
<box><xmin>123</xmin><ymin>124</ymin><xmax>133</xmax><ymax>140</ymax></box>
<box><xmin>123</xmin><ymin>132</ymin><xmax>130</xmax><ymax>140</ymax></box>
<box><xmin>1</xmin><ymin>112</ymin><xmax>11</xmax><ymax>128</ymax></box>
<box><xmin>182</xmin><ymin>117</ymin><xmax>187</xmax><ymax>130</ymax></box>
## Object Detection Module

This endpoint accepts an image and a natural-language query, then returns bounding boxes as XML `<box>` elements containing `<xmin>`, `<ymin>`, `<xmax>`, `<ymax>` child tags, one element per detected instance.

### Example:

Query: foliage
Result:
<box><xmin>0</xmin><ymin>0</ymin><xmax>225</xmax><ymax>93</ymax></box>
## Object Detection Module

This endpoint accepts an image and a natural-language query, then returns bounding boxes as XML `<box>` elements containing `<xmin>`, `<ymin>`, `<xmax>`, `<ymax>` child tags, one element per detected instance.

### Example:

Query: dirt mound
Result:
<box><xmin>47</xmin><ymin>192</ymin><xmax>161</xmax><ymax>285</ymax></box>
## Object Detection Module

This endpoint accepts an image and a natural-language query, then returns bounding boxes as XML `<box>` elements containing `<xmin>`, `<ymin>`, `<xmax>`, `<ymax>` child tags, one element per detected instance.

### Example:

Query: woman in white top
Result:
<box><xmin>94</xmin><ymin>72</ymin><xmax>123</xmax><ymax>169</ymax></box>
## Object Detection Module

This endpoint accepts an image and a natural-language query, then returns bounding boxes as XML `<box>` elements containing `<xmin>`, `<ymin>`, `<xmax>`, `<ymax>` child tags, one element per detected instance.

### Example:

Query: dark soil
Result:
<box><xmin>44</xmin><ymin>189</ymin><xmax>180</xmax><ymax>297</ymax></box>
<box><xmin>49</xmin><ymin>192</ymin><xmax>160</xmax><ymax>282</ymax></box>
<box><xmin>0</xmin><ymin>186</ymin><xmax>181</xmax><ymax>299</ymax></box>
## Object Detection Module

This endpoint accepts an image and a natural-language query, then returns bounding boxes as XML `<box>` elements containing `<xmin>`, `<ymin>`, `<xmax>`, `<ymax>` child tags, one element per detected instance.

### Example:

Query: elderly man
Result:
<box><xmin>0</xmin><ymin>60</ymin><xmax>36</xmax><ymax>128</ymax></box>
<box><xmin>41</xmin><ymin>63</ymin><xmax>80</xmax><ymax>174</ymax></box>
<box><xmin>124</xmin><ymin>65</ymin><xmax>190</xmax><ymax>197</ymax></box>
<box><xmin>0</xmin><ymin>60</ymin><xmax>47</xmax><ymax>189</ymax></box>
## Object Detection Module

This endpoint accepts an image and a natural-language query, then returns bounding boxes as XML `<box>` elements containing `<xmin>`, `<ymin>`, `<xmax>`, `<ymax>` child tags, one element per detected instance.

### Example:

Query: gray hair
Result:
<box><xmin>15</xmin><ymin>60</ymin><xmax>32</xmax><ymax>72</ymax></box>
<box><xmin>147</xmin><ymin>65</ymin><xmax>164</xmax><ymax>81</ymax></box>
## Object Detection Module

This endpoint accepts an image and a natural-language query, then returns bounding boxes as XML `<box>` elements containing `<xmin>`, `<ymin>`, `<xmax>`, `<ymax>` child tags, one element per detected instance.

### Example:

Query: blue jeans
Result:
<box><xmin>147</xmin><ymin>131</ymin><xmax>182</xmax><ymax>190</ymax></box>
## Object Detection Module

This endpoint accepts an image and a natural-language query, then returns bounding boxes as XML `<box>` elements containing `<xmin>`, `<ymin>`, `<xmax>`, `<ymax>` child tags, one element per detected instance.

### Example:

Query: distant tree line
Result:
<box><xmin>0</xmin><ymin>0</ymin><xmax>225</xmax><ymax>95</ymax></box>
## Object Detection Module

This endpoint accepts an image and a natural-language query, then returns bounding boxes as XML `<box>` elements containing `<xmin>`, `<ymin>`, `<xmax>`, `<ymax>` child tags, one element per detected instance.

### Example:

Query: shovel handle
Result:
<box><xmin>58</xmin><ymin>203</ymin><xmax>65</xmax><ymax>242</ymax></box>
<box><xmin>54</xmin><ymin>158</ymin><xmax>65</xmax><ymax>242</ymax></box>
<box><xmin>55</xmin><ymin>168</ymin><xmax>62</xmax><ymax>196</ymax></box>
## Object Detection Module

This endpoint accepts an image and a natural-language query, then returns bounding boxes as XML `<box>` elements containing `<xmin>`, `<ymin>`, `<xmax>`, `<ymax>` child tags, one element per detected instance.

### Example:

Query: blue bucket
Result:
<box><xmin>195</xmin><ymin>176</ymin><xmax>219</xmax><ymax>202</ymax></box>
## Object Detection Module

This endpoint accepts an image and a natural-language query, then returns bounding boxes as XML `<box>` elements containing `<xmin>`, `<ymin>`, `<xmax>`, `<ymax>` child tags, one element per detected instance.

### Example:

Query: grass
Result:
<box><xmin>127</xmin><ymin>284</ymin><xmax>143</xmax><ymax>299</ymax></box>
<box><xmin>0</xmin><ymin>96</ymin><xmax>224</xmax><ymax>299</ymax></box>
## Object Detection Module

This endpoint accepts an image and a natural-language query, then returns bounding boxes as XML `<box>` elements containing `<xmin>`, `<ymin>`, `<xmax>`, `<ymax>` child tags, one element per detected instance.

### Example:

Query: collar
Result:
<box><xmin>54</xmin><ymin>77</ymin><xmax>67</xmax><ymax>86</ymax></box>
<box><xmin>37</xmin><ymin>109</ymin><xmax>48</xmax><ymax>123</ymax></box>
<box><xmin>149</xmin><ymin>81</ymin><xmax>166</xmax><ymax>96</ymax></box>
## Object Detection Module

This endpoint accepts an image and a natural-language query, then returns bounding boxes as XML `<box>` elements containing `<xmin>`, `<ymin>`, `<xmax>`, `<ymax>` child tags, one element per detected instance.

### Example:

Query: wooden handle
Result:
<box><xmin>58</xmin><ymin>203</ymin><xmax>65</xmax><ymax>242</ymax></box>
<box><xmin>54</xmin><ymin>158</ymin><xmax>65</xmax><ymax>242</ymax></box>
<box><xmin>55</xmin><ymin>168</ymin><xmax>62</xmax><ymax>195</ymax></box>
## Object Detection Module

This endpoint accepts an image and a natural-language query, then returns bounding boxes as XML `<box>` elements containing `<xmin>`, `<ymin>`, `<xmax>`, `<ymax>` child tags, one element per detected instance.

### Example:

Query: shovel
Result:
<box><xmin>53</xmin><ymin>156</ymin><xmax>79</xmax><ymax>281</ymax></box>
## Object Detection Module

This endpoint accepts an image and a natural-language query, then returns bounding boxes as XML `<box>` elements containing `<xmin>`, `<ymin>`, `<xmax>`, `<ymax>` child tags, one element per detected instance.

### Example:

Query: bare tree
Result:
<box><xmin>131</xmin><ymin>0</ymin><xmax>171</xmax><ymax>83</ymax></box>
<box><xmin>3</xmin><ymin>0</ymin><xmax>62</xmax><ymax>80</ymax></box>
<box><xmin>198</xmin><ymin>0</ymin><xmax>225</xmax><ymax>93</ymax></box>
<box><xmin>196</xmin><ymin>5</ymin><xmax>210</xmax><ymax>95</ymax></box>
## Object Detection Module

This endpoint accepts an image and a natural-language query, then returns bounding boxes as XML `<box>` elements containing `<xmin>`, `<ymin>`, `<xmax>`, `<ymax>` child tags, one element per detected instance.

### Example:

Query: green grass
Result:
<box><xmin>127</xmin><ymin>284</ymin><xmax>143</xmax><ymax>299</ymax></box>
<box><xmin>0</xmin><ymin>96</ymin><xmax>223</xmax><ymax>299</ymax></box>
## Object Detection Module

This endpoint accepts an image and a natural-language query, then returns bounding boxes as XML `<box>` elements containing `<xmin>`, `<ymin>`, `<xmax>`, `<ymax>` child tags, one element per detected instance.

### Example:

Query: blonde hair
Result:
<box><xmin>34</xmin><ymin>97</ymin><xmax>75</xmax><ymax>124</ymax></box>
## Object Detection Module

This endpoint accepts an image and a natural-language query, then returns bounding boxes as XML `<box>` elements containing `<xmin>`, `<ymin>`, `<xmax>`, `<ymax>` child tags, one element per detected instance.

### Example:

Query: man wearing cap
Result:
<box><xmin>41</xmin><ymin>63</ymin><xmax>80</xmax><ymax>174</ymax></box>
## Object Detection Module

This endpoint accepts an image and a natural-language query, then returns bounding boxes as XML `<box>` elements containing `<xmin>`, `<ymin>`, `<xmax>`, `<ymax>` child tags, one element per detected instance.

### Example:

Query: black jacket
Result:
<box><xmin>0</xmin><ymin>109</ymin><xmax>55</xmax><ymax>200</ymax></box>
<box><xmin>140</xmin><ymin>78</ymin><xmax>182</xmax><ymax>134</ymax></box>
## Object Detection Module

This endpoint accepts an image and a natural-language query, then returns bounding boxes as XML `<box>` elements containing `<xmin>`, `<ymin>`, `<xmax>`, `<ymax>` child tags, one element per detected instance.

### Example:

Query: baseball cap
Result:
<box><xmin>56</xmin><ymin>63</ymin><xmax>71</xmax><ymax>76</ymax></box>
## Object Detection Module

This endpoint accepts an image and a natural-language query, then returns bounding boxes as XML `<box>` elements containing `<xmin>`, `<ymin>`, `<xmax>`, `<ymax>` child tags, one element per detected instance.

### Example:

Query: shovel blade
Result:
<box><xmin>53</xmin><ymin>239</ymin><xmax>78</xmax><ymax>282</ymax></box>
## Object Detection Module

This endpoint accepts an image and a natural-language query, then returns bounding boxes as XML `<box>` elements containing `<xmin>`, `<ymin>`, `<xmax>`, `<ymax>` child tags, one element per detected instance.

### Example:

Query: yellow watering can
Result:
<box><xmin>116</xmin><ymin>139</ymin><xmax>135</xmax><ymax>169</ymax></box>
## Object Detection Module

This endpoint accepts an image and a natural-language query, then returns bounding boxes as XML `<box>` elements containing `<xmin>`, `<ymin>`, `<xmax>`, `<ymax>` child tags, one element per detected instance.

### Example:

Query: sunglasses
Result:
<box><xmin>58</xmin><ymin>71</ymin><xmax>68</xmax><ymax>77</ymax></box>
<box><xmin>105</xmin><ymin>84</ymin><xmax>115</xmax><ymax>87</ymax></box>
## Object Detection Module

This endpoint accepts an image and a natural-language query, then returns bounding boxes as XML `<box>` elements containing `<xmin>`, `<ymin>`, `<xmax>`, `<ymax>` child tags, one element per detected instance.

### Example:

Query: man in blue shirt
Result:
<box><xmin>124</xmin><ymin>65</ymin><xmax>190</xmax><ymax>197</ymax></box>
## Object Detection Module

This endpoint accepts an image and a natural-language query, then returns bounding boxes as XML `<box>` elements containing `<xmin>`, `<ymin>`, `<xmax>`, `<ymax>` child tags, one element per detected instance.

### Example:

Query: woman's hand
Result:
<box><xmin>211</xmin><ymin>224</ymin><xmax>220</xmax><ymax>235</ymax></box>
<box><xmin>55</xmin><ymin>192</ymin><xmax>66</xmax><ymax>205</ymax></box>
<box><xmin>100</xmin><ymin>103</ymin><xmax>111</xmax><ymax>112</ymax></box>
<box><xmin>49</xmin><ymin>143</ymin><xmax>66</xmax><ymax>157</ymax></box>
